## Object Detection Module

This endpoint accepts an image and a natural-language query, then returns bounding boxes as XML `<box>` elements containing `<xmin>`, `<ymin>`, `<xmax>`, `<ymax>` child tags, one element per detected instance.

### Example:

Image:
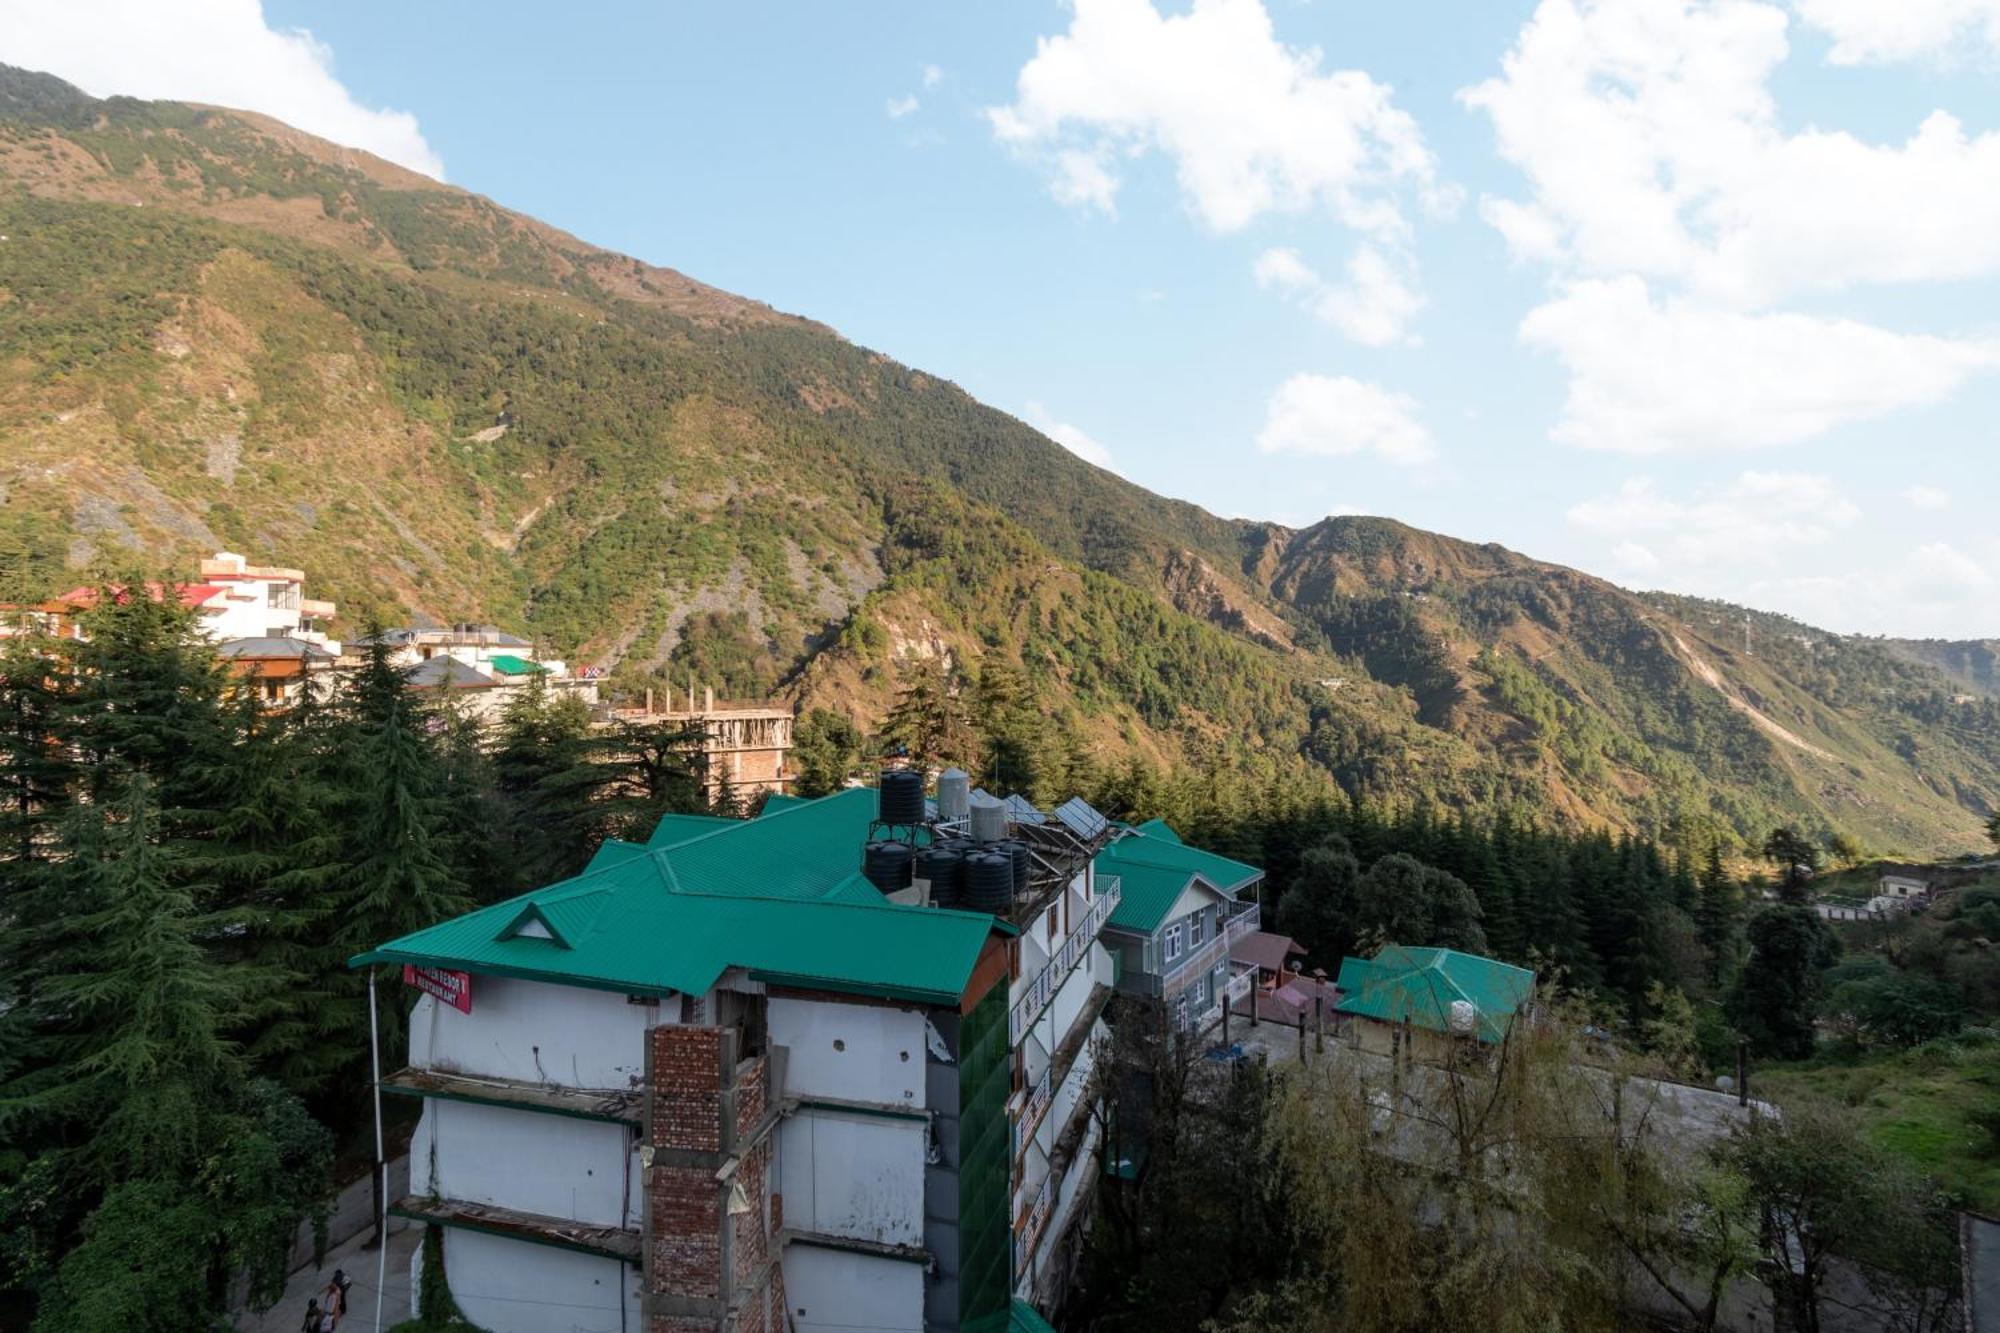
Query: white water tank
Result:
<box><xmin>1448</xmin><ymin>1000</ymin><xmax>1479</xmax><ymax>1035</ymax></box>
<box><xmin>937</xmin><ymin>768</ymin><xmax>970</xmax><ymax>822</ymax></box>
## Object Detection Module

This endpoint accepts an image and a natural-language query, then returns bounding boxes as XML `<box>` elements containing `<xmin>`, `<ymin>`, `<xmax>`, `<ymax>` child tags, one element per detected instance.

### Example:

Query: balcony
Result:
<box><xmin>1009</xmin><ymin>876</ymin><xmax>1119</xmax><ymax>1047</ymax></box>
<box><xmin>1161</xmin><ymin>900</ymin><xmax>1260</xmax><ymax>993</ymax></box>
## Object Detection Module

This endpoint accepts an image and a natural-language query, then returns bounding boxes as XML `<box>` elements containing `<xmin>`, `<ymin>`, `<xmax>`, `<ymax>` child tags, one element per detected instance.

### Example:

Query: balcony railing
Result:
<box><xmin>1223</xmin><ymin>899</ymin><xmax>1261</xmax><ymax>945</ymax></box>
<box><xmin>1161</xmin><ymin>901</ymin><xmax>1260</xmax><ymax>986</ymax></box>
<box><xmin>1014</xmin><ymin>1172</ymin><xmax>1054</xmax><ymax>1276</ymax></box>
<box><xmin>1009</xmin><ymin>876</ymin><xmax>1120</xmax><ymax>1046</ymax></box>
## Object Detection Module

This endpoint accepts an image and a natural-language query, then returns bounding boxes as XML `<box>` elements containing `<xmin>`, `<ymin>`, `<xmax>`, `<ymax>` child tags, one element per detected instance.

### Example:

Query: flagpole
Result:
<box><xmin>370</xmin><ymin>968</ymin><xmax>388</xmax><ymax>1333</ymax></box>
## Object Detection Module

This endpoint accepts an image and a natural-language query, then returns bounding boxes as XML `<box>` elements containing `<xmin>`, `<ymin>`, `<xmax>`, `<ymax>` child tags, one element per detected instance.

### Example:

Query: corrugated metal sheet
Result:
<box><xmin>1334</xmin><ymin>946</ymin><xmax>1535</xmax><ymax>1043</ymax></box>
<box><xmin>1095</xmin><ymin>822</ymin><xmax>1263</xmax><ymax>933</ymax></box>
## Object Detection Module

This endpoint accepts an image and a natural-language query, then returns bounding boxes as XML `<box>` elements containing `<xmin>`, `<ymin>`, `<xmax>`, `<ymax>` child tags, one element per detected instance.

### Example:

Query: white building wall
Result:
<box><xmin>767</xmin><ymin>997</ymin><xmax>929</xmax><ymax>1108</ymax></box>
<box><xmin>785</xmin><ymin>1243</ymin><xmax>926</xmax><ymax>1333</ymax></box>
<box><xmin>412</xmin><ymin>1100</ymin><xmax>636</xmax><ymax>1227</ymax></box>
<box><xmin>433</xmin><ymin>1228</ymin><xmax>639</xmax><ymax>1333</ymax></box>
<box><xmin>409</xmin><ymin>978</ymin><xmax>664</xmax><ymax>1090</ymax></box>
<box><xmin>777</xmin><ymin>1111</ymin><xmax>927</xmax><ymax>1246</ymax></box>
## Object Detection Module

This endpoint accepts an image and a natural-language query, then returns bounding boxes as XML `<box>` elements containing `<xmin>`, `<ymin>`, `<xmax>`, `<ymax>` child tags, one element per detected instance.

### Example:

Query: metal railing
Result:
<box><xmin>1014</xmin><ymin>1173</ymin><xmax>1054</xmax><ymax>1276</ymax></box>
<box><xmin>1009</xmin><ymin>877</ymin><xmax>1120</xmax><ymax>1046</ymax></box>
<box><xmin>1161</xmin><ymin>901</ymin><xmax>1260</xmax><ymax>985</ymax></box>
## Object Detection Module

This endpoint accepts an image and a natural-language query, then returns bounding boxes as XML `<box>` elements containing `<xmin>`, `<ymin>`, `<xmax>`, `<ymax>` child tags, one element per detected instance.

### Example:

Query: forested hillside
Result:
<box><xmin>1</xmin><ymin>65</ymin><xmax>1995</xmax><ymax>855</ymax></box>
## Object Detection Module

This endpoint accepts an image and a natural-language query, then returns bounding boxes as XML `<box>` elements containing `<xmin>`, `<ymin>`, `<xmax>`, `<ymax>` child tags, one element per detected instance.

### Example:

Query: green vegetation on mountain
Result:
<box><xmin>1</xmin><ymin>65</ymin><xmax>1995</xmax><ymax>856</ymax></box>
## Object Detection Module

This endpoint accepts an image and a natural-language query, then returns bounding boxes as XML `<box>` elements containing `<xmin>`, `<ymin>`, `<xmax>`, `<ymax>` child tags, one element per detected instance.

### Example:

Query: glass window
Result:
<box><xmin>1188</xmin><ymin>913</ymin><xmax>1205</xmax><ymax>946</ymax></box>
<box><xmin>1163</xmin><ymin>924</ymin><xmax>1183</xmax><ymax>963</ymax></box>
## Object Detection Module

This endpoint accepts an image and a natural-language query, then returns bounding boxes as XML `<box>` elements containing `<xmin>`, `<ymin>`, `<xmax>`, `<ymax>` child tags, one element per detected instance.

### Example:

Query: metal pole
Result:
<box><xmin>370</xmin><ymin>969</ymin><xmax>388</xmax><ymax>1333</ymax></box>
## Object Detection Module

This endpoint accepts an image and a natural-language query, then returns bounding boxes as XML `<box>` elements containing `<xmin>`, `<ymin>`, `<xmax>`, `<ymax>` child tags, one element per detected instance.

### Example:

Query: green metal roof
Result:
<box><xmin>757</xmin><ymin>792</ymin><xmax>810</xmax><ymax>814</ymax></box>
<box><xmin>351</xmin><ymin>789</ymin><xmax>1005</xmax><ymax>1004</ymax></box>
<box><xmin>644</xmin><ymin>813</ymin><xmax>741</xmax><ymax>848</ymax></box>
<box><xmin>1334</xmin><ymin>945</ymin><xmax>1535</xmax><ymax>1044</ymax></box>
<box><xmin>1096</xmin><ymin>823</ymin><xmax>1262</xmax><ymax>934</ymax></box>
<box><xmin>486</xmin><ymin>654</ymin><xmax>547</xmax><ymax>676</ymax></box>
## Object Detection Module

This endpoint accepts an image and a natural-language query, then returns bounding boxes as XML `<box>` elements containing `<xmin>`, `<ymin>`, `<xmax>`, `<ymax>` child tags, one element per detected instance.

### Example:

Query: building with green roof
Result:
<box><xmin>1094</xmin><ymin>822</ymin><xmax>1263</xmax><ymax>1032</ymax></box>
<box><xmin>353</xmin><ymin>782</ymin><xmax>1124</xmax><ymax>1333</ymax></box>
<box><xmin>1334</xmin><ymin>945</ymin><xmax>1536</xmax><ymax>1053</ymax></box>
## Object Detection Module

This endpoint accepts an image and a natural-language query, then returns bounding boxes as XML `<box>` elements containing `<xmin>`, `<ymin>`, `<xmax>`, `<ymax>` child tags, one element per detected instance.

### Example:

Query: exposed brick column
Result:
<box><xmin>644</xmin><ymin>1023</ymin><xmax>783</xmax><ymax>1333</ymax></box>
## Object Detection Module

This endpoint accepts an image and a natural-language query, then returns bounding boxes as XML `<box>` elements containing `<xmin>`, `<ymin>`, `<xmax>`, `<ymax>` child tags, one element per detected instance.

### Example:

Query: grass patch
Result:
<box><xmin>1756</xmin><ymin>1028</ymin><xmax>2000</xmax><ymax>1211</ymax></box>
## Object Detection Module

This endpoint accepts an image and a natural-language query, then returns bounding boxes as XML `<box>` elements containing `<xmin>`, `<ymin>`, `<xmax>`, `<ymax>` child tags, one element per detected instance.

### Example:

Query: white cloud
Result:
<box><xmin>1903</xmin><ymin>484</ymin><xmax>1953</xmax><ymax>510</ymax></box>
<box><xmin>1567</xmin><ymin>471</ymin><xmax>1860</xmax><ymax>572</ymax></box>
<box><xmin>1255</xmin><ymin>374</ymin><xmax>1435</xmax><ymax>465</ymax></box>
<box><xmin>1748</xmin><ymin>538</ymin><xmax>1999</xmax><ymax>636</ymax></box>
<box><xmin>1253</xmin><ymin>244</ymin><xmax>1423</xmax><ymax>346</ymax></box>
<box><xmin>922</xmin><ymin>64</ymin><xmax>945</xmax><ymax>88</ymax></box>
<box><xmin>1463</xmin><ymin>0</ymin><xmax>2000</xmax><ymax>308</ymax></box>
<box><xmin>886</xmin><ymin>94</ymin><xmax>920</xmax><ymax>119</ymax></box>
<box><xmin>1024</xmin><ymin>401</ymin><xmax>1116</xmax><ymax>469</ymax></box>
<box><xmin>988</xmin><ymin>0</ymin><xmax>1443</xmax><ymax>236</ymax></box>
<box><xmin>1522</xmin><ymin>277</ymin><xmax>2000</xmax><ymax>452</ymax></box>
<box><xmin>1795</xmin><ymin>0</ymin><xmax>2000</xmax><ymax>64</ymax></box>
<box><xmin>1</xmin><ymin>0</ymin><xmax>443</xmax><ymax>179</ymax></box>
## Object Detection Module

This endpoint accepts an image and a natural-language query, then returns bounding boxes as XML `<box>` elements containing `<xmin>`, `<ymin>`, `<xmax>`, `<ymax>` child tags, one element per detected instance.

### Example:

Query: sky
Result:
<box><xmin>6</xmin><ymin>0</ymin><xmax>1999</xmax><ymax>638</ymax></box>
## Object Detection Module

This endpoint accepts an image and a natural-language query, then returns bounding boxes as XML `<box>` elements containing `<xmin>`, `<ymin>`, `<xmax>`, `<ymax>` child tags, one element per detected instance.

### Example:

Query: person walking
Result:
<box><xmin>300</xmin><ymin>1299</ymin><xmax>324</xmax><ymax>1333</ymax></box>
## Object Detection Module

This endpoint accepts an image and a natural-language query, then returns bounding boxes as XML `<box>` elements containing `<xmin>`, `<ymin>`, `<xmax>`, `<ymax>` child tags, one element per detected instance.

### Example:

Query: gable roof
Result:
<box><xmin>645</xmin><ymin>813</ymin><xmax>741</xmax><ymax>848</ymax></box>
<box><xmin>1334</xmin><ymin>946</ymin><xmax>1535</xmax><ymax>1044</ymax></box>
<box><xmin>351</xmin><ymin>788</ymin><xmax>1010</xmax><ymax>1005</ymax></box>
<box><xmin>404</xmin><ymin>657</ymin><xmax>500</xmax><ymax>690</ymax></box>
<box><xmin>1096</xmin><ymin>822</ymin><xmax>1263</xmax><ymax>934</ymax></box>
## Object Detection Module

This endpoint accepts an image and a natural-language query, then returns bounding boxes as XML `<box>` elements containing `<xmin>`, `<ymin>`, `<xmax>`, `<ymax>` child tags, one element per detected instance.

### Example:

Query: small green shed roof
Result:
<box><xmin>486</xmin><ymin>654</ymin><xmax>547</xmax><ymax>676</ymax></box>
<box><xmin>352</xmin><ymin>788</ymin><xmax>1007</xmax><ymax>1004</ymax></box>
<box><xmin>1335</xmin><ymin>945</ymin><xmax>1535</xmax><ymax>1044</ymax></box>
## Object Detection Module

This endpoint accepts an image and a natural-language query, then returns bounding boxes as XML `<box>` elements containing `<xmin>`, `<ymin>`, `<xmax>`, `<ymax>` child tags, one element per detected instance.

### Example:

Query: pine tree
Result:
<box><xmin>0</xmin><ymin>774</ymin><xmax>256</xmax><ymax>1185</ymax></box>
<box><xmin>598</xmin><ymin>714</ymin><xmax>709</xmax><ymax>833</ymax></box>
<box><xmin>493</xmin><ymin>677</ymin><xmax>610</xmax><ymax>886</ymax></box>
<box><xmin>1694</xmin><ymin>843</ymin><xmax>1742</xmax><ymax>986</ymax></box>
<box><xmin>881</xmin><ymin>658</ymin><xmax>978</xmax><ymax>772</ymax></box>
<box><xmin>323</xmin><ymin>641</ymin><xmax>472</xmax><ymax>1063</ymax></box>
<box><xmin>0</xmin><ymin>637</ymin><xmax>78</xmax><ymax>869</ymax></box>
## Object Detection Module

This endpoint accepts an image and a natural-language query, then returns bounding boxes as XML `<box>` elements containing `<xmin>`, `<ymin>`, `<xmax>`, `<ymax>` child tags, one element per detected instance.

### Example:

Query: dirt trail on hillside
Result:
<box><xmin>1671</xmin><ymin>633</ymin><xmax>1839</xmax><ymax>762</ymax></box>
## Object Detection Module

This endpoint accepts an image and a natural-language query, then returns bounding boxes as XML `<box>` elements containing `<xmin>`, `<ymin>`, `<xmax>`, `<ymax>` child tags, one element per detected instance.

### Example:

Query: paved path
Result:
<box><xmin>233</xmin><ymin>1221</ymin><xmax>417</xmax><ymax>1333</ymax></box>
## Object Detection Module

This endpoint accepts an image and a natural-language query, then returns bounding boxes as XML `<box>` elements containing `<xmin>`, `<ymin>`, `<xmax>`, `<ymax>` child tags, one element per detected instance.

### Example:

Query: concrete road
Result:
<box><xmin>233</xmin><ymin>1221</ymin><xmax>417</xmax><ymax>1333</ymax></box>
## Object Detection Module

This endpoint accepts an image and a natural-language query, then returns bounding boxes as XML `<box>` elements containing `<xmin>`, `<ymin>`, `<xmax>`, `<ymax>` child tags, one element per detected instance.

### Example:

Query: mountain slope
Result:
<box><xmin>1</xmin><ymin>66</ymin><xmax>1994</xmax><ymax>855</ymax></box>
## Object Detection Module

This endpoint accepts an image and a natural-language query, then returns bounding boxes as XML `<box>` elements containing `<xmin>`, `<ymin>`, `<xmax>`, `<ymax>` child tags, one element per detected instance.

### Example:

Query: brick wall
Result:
<box><xmin>645</xmin><ymin>1025</ymin><xmax>783</xmax><ymax>1333</ymax></box>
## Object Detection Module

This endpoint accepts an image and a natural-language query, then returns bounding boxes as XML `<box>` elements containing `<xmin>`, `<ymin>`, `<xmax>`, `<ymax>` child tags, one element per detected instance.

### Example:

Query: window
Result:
<box><xmin>1174</xmin><ymin>993</ymin><xmax>1189</xmax><ymax>1029</ymax></box>
<box><xmin>1188</xmin><ymin>913</ymin><xmax>1205</xmax><ymax>946</ymax></box>
<box><xmin>1163</xmin><ymin>923</ymin><xmax>1183</xmax><ymax>964</ymax></box>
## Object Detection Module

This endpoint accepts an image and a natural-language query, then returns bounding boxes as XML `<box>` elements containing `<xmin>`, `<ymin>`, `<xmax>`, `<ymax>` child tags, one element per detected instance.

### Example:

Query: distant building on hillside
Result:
<box><xmin>216</xmin><ymin>635</ymin><xmax>339</xmax><ymax>708</ymax></box>
<box><xmin>613</xmin><ymin>682</ymin><xmax>794</xmax><ymax>803</ymax></box>
<box><xmin>0</xmin><ymin>550</ymin><xmax>339</xmax><ymax>654</ymax></box>
<box><xmin>354</xmin><ymin>620</ymin><xmax>598</xmax><ymax>720</ymax></box>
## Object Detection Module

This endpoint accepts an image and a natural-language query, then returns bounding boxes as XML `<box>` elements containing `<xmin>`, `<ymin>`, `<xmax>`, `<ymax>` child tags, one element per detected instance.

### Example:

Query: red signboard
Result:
<box><xmin>403</xmin><ymin>964</ymin><xmax>472</xmax><ymax>1014</ymax></box>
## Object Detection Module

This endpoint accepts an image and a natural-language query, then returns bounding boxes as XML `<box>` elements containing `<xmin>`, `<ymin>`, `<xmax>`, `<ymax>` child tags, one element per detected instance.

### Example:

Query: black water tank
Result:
<box><xmin>916</xmin><ymin>846</ymin><xmax>965</xmax><ymax>907</ymax></box>
<box><xmin>995</xmin><ymin>839</ymin><xmax>1031</xmax><ymax>896</ymax></box>
<box><xmin>879</xmin><ymin>769</ymin><xmax>925</xmax><ymax>825</ymax></box>
<box><xmin>863</xmin><ymin>840</ymin><xmax>914</xmax><ymax>894</ymax></box>
<box><xmin>963</xmin><ymin>850</ymin><xmax>1014</xmax><ymax>913</ymax></box>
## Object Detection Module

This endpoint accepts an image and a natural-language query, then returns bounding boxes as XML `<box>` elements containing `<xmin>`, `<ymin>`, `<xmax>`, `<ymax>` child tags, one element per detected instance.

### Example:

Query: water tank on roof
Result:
<box><xmin>963</xmin><ymin>851</ymin><xmax>1014</xmax><ymax>913</ymax></box>
<box><xmin>969</xmin><ymin>795</ymin><xmax>1008</xmax><ymax>844</ymax></box>
<box><xmin>936</xmin><ymin>768</ymin><xmax>970</xmax><ymax>822</ymax></box>
<box><xmin>1447</xmin><ymin>999</ymin><xmax>1479</xmax><ymax>1035</ymax></box>
<box><xmin>863</xmin><ymin>840</ymin><xmax>914</xmax><ymax>895</ymax></box>
<box><xmin>879</xmin><ymin>769</ymin><xmax>925</xmax><ymax>825</ymax></box>
<box><xmin>995</xmin><ymin>839</ymin><xmax>1031</xmax><ymax>896</ymax></box>
<box><xmin>916</xmin><ymin>846</ymin><xmax>965</xmax><ymax>908</ymax></box>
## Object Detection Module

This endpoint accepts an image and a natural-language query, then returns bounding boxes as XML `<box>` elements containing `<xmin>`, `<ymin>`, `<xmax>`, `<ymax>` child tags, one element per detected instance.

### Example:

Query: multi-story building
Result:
<box><xmin>1096</xmin><ymin>820</ymin><xmax>1263</xmax><ymax>1032</ymax></box>
<box><xmin>353</xmin><ymin>780</ymin><xmax>1121</xmax><ymax>1333</ymax></box>
<box><xmin>356</xmin><ymin>621</ymin><xmax>599</xmax><ymax>718</ymax></box>
<box><xmin>1</xmin><ymin>550</ymin><xmax>338</xmax><ymax>652</ymax></box>
<box><xmin>614</xmin><ymin>683</ymin><xmax>795</xmax><ymax>805</ymax></box>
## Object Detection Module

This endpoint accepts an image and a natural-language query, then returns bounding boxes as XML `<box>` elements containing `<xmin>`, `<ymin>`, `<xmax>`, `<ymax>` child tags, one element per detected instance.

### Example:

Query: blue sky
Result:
<box><xmin>10</xmin><ymin>0</ymin><xmax>1998</xmax><ymax>636</ymax></box>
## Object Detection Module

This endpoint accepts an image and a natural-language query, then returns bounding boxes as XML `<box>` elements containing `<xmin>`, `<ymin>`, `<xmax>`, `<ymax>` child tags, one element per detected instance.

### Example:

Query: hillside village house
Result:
<box><xmin>353</xmin><ymin>780</ymin><xmax>1135</xmax><ymax>1333</ymax></box>
<box><xmin>354</xmin><ymin>621</ymin><xmax>600</xmax><ymax>719</ymax></box>
<box><xmin>1095</xmin><ymin>819</ymin><xmax>1263</xmax><ymax>1033</ymax></box>
<box><xmin>1334</xmin><ymin>946</ymin><xmax>1536</xmax><ymax>1064</ymax></box>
